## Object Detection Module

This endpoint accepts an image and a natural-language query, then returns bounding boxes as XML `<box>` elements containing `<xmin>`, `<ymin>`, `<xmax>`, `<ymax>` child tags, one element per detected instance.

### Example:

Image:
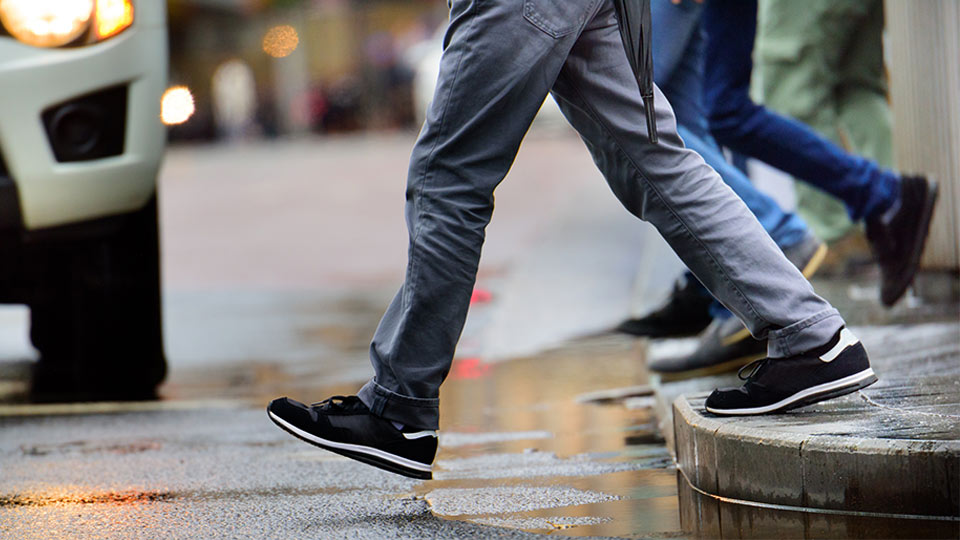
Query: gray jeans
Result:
<box><xmin>358</xmin><ymin>0</ymin><xmax>844</xmax><ymax>430</ymax></box>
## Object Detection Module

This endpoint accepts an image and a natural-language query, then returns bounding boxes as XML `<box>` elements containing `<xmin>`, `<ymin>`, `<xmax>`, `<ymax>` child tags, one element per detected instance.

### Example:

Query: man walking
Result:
<box><xmin>268</xmin><ymin>0</ymin><xmax>877</xmax><ymax>479</ymax></box>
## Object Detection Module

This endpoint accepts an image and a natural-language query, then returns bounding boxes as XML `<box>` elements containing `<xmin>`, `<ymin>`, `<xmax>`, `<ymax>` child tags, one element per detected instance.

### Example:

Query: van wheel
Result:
<box><xmin>28</xmin><ymin>196</ymin><xmax>167</xmax><ymax>402</ymax></box>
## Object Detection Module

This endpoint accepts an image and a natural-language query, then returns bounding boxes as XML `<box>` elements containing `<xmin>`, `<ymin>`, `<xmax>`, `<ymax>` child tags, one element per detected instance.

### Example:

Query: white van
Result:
<box><xmin>0</xmin><ymin>1</ymin><xmax>168</xmax><ymax>401</ymax></box>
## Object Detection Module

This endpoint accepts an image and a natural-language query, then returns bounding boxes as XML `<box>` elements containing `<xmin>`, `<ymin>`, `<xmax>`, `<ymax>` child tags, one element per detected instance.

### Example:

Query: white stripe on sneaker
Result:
<box><xmin>820</xmin><ymin>328</ymin><xmax>859</xmax><ymax>363</ymax></box>
<box><xmin>402</xmin><ymin>430</ymin><xmax>438</xmax><ymax>440</ymax></box>
<box><xmin>706</xmin><ymin>367</ymin><xmax>875</xmax><ymax>415</ymax></box>
<box><xmin>268</xmin><ymin>411</ymin><xmax>433</xmax><ymax>473</ymax></box>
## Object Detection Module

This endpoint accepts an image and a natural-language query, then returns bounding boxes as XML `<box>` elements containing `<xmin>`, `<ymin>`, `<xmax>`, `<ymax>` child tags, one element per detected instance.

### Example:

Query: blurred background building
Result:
<box><xmin>162</xmin><ymin>0</ymin><xmax>958</xmax><ymax>274</ymax></box>
<box><xmin>884</xmin><ymin>0</ymin><xmax>959</xmax><ymax>272</ymax></box>
<box><xmin>166</xmin><ymin>0</ymin><xmax>448</xmax><ymax>141</ymax></box>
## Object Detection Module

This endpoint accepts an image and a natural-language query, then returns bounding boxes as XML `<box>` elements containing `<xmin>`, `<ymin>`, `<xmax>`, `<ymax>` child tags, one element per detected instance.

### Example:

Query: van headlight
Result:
<box><xmin>0</xmin><ymin>0</ymin><xmax>134</xmax><ymax>48</ymax></box>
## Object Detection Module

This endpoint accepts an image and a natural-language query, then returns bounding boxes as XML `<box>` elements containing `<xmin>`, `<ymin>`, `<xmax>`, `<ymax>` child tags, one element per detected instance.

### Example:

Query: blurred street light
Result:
<box><xmin>161</xmin><ymin>86</ymin><xmax>196</xmax><ymax>125</ymax></box>
<box><xmin>262</xmin><ymin>24</ymin><xmax>298</xmax><ymax>58</ymax></box>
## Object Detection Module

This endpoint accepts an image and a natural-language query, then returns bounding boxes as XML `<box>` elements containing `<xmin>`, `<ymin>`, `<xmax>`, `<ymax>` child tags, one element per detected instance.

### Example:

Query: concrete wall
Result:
<box><xmin>884</xmin><ymin>0</ymin><xmax>960</xmax><ymax>270</ymax></box>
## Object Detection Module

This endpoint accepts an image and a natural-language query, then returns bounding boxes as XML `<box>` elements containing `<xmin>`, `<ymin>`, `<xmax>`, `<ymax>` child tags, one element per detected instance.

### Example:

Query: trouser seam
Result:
<box><xmin>404</xmin><ymin>0</ymin><xmax>482</xmax><ymax>311</ymax></box>
<box><xmin>556</xmin><ymin>71</ymin><xmax>774</xmax><ymax>330</ymax></box>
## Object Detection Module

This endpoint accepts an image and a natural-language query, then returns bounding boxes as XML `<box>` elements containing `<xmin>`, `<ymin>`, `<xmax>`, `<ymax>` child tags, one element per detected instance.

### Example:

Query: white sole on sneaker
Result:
<box><xmin>268</xmin><ymin>410</ymin><xmax>433</xmax><ymax>473</ymax></box>
<box><xmin>705</xmin><ymin>367</ymin><xmax>877</xmax><ymax>416</ymax></box>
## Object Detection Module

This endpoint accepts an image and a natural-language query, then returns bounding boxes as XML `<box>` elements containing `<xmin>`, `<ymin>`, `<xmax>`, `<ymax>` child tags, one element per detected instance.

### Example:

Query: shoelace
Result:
<box><xmin>310</xmin><ymin>395</ymin><xmax>362</xmax><ymax>409</ymax></box>
<box><xmin>737</xmin><ymin>358</ymin><xmax>768</xmax><ymax>381</ymax></box>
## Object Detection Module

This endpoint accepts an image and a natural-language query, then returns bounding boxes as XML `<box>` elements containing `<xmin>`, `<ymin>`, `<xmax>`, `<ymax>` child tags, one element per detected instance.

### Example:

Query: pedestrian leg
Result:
<box><xmin>550</xmin><ymin>0</ymin><xmax>843</xmax><ymax>358</ymax></box>
<box><xmin>357</xmin><ymin>0</ymin><xmax>604</xmax><ymax>430</ymax></box>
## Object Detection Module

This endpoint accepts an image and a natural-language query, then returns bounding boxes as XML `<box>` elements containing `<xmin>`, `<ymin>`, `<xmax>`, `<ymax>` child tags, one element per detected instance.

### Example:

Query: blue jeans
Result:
<box><xmin>701</xmin><ymin>0</ymin><xmax>899</xmax><ymax>222</ymax></box>
<box><xmin>652</xmin><ymin>0</ymin><xmax>809</xmax><ymax>319</ymax></box>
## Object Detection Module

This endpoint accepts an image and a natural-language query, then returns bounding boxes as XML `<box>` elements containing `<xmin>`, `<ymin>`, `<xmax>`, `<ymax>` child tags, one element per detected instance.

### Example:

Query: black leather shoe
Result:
<box><xmin>267</xmin><ymin>396</ymin><xmax>436</xmax><ymax>479</ymax></box>
<box><xmin>615</xmin><ymin>276</ymin><xmax>712</xmax><ymax>338</ymax></box>
<box><xmin>867</xmin><ymin>176</ymin><xmax>939</xmax><ymax>306</ymax></box>
<box><xmin>705</xmin><ymin>328</ymin><xmax>877</xmax><ymax>415</ymax></box>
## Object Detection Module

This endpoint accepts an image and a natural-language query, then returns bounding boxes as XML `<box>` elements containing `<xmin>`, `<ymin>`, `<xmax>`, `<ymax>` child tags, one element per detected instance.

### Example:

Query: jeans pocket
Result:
<box><xmin>522</xmin><ymin>0</ymin><xmax>587</xmax><ymax>38</ymax></box>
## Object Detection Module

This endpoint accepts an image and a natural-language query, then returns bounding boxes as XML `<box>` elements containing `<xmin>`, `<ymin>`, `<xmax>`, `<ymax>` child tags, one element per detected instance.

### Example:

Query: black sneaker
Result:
<box><xmin>647</xmin><ymin>316</ymin><xmax>766</xmax><ymax>381</ymax></box>
<box><xmin>704</xmin><ymin>328</ymin><xmax>877</xmax><ymax>415</ymax></box>
<box><xmin>615</xmin><ymin>276</ymin><xmax>713</xmax><ymax>337</ymax></box>
<box><xmin>867</xmin><ymin>176</ymin><xmax>939</xmax><ymax>306</ymax></box>
<box><xmin>267</xmin><ymin>395</ymin><xmax>437</xmax><ymax>480</ymax></box>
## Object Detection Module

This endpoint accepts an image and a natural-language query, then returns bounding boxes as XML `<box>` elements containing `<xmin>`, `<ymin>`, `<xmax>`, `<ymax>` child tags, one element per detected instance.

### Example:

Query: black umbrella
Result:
<box><xmin>612</xmin><ymin>0</ymin><xmax>658</xmax><ymax>143</ymax></box>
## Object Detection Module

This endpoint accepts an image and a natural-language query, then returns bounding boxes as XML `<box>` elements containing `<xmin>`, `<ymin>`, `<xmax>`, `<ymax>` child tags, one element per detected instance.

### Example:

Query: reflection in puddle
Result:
<box><xmin>434</xmin><ymin>449</ymin><xmax>669</xmax><ymax>481</ymax></box>
<box><xmin>473</xmin><ymin>515</ymin><xmax>611</xmax><ymax>530</ymax></box>
<box><xmin>439</xmin><ymin>430</ymin><xmax>552</xmax><ymax>448</ymax></box>
<box><xmin>424</xmin><ymin>486</ymin><xmax>620</xmax><ymax>516</ymax></box>
<box><xmin>416</xmin><ymin>335</ymin><xmax>682</xmax><ymax>537</ymax></box>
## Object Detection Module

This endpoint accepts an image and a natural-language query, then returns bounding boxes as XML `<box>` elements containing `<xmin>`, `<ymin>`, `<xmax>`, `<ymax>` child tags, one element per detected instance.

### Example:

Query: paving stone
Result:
<box><xmin>803</xmin><ymin>511</ymin><xmax>960</xmax><ymax>539</ymax></box>
<box><xmin>713</xmin><ymin>425</ymin><xmax>807</xmax><ymax>507</ymax></box>
<box><xmin>800</xmin><ymin>436</ymin><xmax>960</xmax><ymax>517</ymax></box>
<box><xmin>718</xmin><ymin>501</ymin><xmax>806</xmax><ymax>539</ymax></box>
<box><xmin>675</xmin><ymin>471</ymin><xmax>721</xmax><ymax>537</ymax></box>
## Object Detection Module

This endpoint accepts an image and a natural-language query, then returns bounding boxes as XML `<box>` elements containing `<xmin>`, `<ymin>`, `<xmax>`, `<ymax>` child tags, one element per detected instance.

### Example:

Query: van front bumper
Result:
<box><xmin>0</xmin><ymin>1</ymin><xmax>167</xmax><ymax>232</ymax></box>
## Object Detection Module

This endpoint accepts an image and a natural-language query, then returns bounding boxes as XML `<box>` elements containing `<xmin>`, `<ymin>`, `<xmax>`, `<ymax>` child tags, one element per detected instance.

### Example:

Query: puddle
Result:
<box><xmin>413</xmin><ymin>336</ymin><xmax>681</xmax><ymax>538</ymax></box>
<box><xmin>471</xmin><ymin>515</ymin><xmax>612</xmax><ymax>530</ymax></box>
<box><xmin>424</xmin><ymin>486</ymin><xmax>621</xmax><ymax>516</ymax></box>
<box><xmin>193</xmin><ymin>325</ymin><xmax>682</xmax><ymax>537</ymax></box>
<box><xmin>439</xmin><ymin>431</ymin><xmax>552</xmax><ymax>448</ymax></box>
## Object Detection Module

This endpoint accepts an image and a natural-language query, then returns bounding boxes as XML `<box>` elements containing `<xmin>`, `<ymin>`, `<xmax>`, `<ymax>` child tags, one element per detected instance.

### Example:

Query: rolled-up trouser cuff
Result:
<box><xmin>766</xmin><ymin>308</ymin><xmax>844</xmax><ymax>358</ymax></box>
<box><xmin>357</xmin><ymin>379</ymin><xmax>440</xmax><ymax>430</ymax></box>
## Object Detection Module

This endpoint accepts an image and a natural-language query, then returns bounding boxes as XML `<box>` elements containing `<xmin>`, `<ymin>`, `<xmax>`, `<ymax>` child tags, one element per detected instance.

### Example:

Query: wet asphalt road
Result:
<box><xmin>1</xmin><ymin>335</ymin><xmax>681</xmax><ymax>539</ymax></box>
<box><xmin>1</xmin><ymin>134</ymin><xmax>685</xmax><ymax>538</ymax></box>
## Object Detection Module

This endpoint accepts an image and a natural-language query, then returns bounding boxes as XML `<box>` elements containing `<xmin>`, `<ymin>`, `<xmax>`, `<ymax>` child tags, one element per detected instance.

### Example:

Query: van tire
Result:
<box><xmin>28</xmin><ymin>196</ymin><xmax>167</xmax><ymax>402</ymax></box>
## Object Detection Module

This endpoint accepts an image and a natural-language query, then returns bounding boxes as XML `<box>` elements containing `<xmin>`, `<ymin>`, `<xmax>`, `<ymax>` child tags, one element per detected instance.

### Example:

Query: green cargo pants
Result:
<box><xmin>755</xmin><ymin>0</ymin><xmax>893</xmax><ymax>243</ymax></box>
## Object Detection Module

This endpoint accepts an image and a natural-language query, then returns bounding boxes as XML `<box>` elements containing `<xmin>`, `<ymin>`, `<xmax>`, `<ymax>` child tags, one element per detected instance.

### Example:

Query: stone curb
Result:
<box><xmin>672</xmin><ymin>396</ymin><xmax>960</xmax><ymax>519</ymax></box>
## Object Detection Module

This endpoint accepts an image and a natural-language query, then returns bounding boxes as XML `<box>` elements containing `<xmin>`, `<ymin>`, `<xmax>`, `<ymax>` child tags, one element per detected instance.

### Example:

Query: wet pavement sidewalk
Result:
<box><xmin>0</xmin><ymin>331</ymin><xmax>684</xmax><ymax>539</ymax></box>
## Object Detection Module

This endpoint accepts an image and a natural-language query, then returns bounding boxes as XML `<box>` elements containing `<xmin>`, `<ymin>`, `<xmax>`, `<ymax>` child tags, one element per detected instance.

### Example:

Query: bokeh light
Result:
<box><xmin>0</xmin><ymin>0</ymin><xmax>94</xmax><ymax>48</ymax></box>
<box><xmin>95</xmin><ymin>0</ymin><xmax>134</xmax><ymax>40</ymax></box>
<box><xmin>262</xmin><ymin>25</ymin><xmax>299</xmax><ymax>58</ymax></box>
<box><xmin>161</xmin><ymin>86</ymin><xmax>195</xmax><ymax>126</ymax></box>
